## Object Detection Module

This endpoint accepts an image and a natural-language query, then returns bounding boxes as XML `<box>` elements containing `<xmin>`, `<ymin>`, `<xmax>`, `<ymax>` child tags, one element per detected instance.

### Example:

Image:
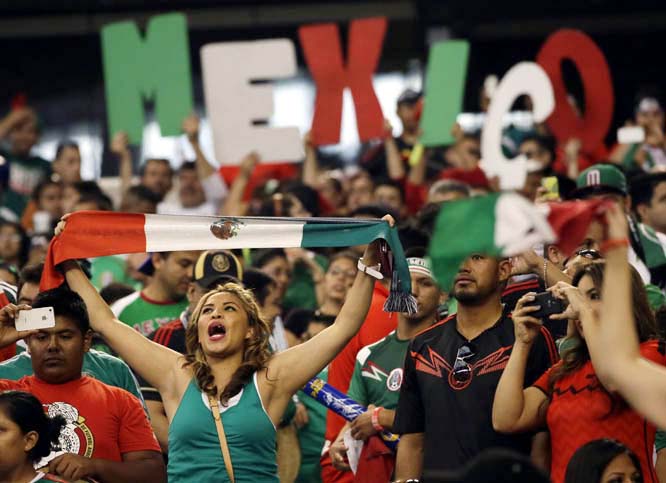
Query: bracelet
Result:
<box><xmin>371</xmin><ymin>406</ymin><xmax>384</xmax><ymax>431</ymax></box>
<box><xmin>600</xmin><ymin>238</ymin><xmax>629</xmax><ymax>254</ymax></box>
<box><xmin>358</xmin><ymin>258</ymin><xmax>384</xmax><ymax>280</ymax></box>
<box><xmin>543</xmin><ymin>259</ymin><xmax>548</xmax><ymax>285</ymax></box>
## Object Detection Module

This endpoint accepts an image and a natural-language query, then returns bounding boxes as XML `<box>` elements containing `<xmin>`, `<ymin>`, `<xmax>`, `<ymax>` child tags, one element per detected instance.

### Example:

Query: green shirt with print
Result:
<box><xmin>347</xmin><ymin>330</ymin><xmax>409</xmax><ymax>410</ymax></box>
<box><xmin>0</xmin><ymin>149</ymin><xmax>50</xmax><ymax>218</ymax></box>
<box><xmin>111</xmin><ymin>291</ymin><xmax>188</xmax><ymax>336</ymax></box>
<box><xmin>0</xmin><ymin>349</ymin><xmax>145</xmax><ymax>408</ymax></box>
<box><xmin>91</xmin><ymin>255</ymin><xmax>142</xmax><ymax>291</ymax></box>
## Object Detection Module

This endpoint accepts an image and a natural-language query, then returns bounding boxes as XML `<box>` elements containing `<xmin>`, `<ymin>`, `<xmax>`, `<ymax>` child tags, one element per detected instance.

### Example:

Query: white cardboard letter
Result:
<box><xmin>480</xmin><ymin>62</ymin><xmax>555</xmax><ymax>190</ymax></box>
<box><xmin>201</xmin><ymin>39</ymin><xmax>303</xmax><ymax>164</ymax></box>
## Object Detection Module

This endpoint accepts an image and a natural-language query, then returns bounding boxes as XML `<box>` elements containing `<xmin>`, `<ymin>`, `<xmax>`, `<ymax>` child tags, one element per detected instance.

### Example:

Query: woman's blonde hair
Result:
<box><xmin>183</xmin><ymin>282</ymin><xmax>272</xmax><ymax>404</ymax></box>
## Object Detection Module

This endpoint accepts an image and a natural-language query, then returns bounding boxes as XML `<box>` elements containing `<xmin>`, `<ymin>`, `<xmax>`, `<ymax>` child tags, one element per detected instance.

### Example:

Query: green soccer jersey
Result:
<box><xmin>0</xmin><ymin>349</ymin><xmax>145</xmax><ymax>408</ymax></box>
<box><xmin>111</xmin><ymin>291</ymin><xmax>188</xmax><ymax>336</ymax></box>
<box><xmin>347</xmin><ymin>330</ymin><xmax>410</xmax><ymax>409</ymax></box>
<box><xmin>90</xmin><ymin>255</ymin><xmax>142</xmax><ymax>291</ymax></box>
<box><xmin>0</xmin><ymin>149</ymin><xmax>50</xmax><ymax>218</ymax></box>
<box><xmin>296</xmin><ymin>367</ymin><xmax>328</xmax><ymax>483</ymax></box>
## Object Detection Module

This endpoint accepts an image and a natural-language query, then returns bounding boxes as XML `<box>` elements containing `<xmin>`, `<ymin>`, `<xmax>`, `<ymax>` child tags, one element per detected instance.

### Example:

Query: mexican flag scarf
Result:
<box><xmin>429</xmin><ymin>193</ymin><xmax>609</xmax><ymax>290</ymax></box>
<box><xmin>41</xmin><ymin>211</ymin><xmax>416</xmax><ymax>313</ymax></box>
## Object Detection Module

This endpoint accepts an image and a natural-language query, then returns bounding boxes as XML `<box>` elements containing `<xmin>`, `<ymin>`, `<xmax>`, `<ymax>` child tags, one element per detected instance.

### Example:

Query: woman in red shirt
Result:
<box><xmin>492</xmin><ymin>261</ymin><xmax>663</xmax><ymax>483</ymax></box>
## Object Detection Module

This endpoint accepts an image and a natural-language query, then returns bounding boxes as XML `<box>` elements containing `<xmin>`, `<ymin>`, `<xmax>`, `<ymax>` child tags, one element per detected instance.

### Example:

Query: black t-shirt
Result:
<box><xmin>139</xmin><ymin>318</ymin><xmax>187</xmax><ymax>402</ymax></box>
<box><xmin>393</xmin><ymin>311</ymin><xmax>558</xmax><ymax>475</ymax></box>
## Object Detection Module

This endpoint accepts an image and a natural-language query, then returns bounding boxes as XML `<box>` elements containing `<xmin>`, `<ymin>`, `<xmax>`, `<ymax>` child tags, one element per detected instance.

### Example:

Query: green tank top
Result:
<box><xmin>168</xmin><ymin>373</ymin><xmax>278</xmax><ymax>482</ymax></box>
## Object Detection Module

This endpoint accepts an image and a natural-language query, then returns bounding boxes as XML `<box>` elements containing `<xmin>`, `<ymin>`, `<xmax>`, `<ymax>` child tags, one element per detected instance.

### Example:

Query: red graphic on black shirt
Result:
<box><xmin>411</xmin><ymin>345</ymin><xmax>512</xmax><ymax>390</ymax></box>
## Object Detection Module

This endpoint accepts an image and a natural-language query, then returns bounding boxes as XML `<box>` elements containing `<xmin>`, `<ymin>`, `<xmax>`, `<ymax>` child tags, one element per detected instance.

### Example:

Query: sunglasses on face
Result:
<box><xmin>452</xmin><ymin>343</ymin><xmax>476</xmax><ymax>383</ymax></box>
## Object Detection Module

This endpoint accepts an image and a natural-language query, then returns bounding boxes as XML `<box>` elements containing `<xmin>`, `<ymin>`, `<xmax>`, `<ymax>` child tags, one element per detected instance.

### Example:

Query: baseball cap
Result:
<box><xmin>193</xmin><ymin>250</ymin><xmax>243</xmax><ymax>288</ymax></box>
<box><xmin>572</xmin><ymin>164</ymin><xmax>628</xmax><ymax>198</ymax></box>
<box><xmin>397</xmin><ymin>88</ymin><xmax>422</xmax><ymax>105</ymax></box>
<box><xmin>636</xmin><ymin>96</ymin><xmax>663</xmax><ymax>114</ymax></box>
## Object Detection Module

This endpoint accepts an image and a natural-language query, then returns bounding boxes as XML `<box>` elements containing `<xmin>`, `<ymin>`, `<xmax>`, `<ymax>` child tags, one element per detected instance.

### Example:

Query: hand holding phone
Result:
<box><xmin>15</xmin><ymin>307</ymin><xmax>55</xmax><ymax>332</ymax></box>
<box><xmin>524</xmin><ymin>292</ymin><xmax>566</xmax><ymax>320</ymax></box>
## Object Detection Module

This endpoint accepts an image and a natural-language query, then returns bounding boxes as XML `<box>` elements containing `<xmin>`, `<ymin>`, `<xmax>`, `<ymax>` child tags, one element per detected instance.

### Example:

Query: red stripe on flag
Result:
<box><xmin>41</xmin><ymin>211</ymin><xmax>147</xmax><ymax>290</ymax></box>
<box><xmin>546</xmin><ymin>199</ymin><xmax>609</xmax><ymax>256</ymax></box>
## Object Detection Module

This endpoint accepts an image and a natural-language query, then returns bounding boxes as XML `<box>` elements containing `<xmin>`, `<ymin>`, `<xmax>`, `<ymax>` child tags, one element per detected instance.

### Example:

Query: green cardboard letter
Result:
<box><xmin>419</xmin><ymin>40</ymin><xmax>469</xmax><ymax>146</ymax></box>
<box><xmin>101</xmin><ymin>13</ymin><xmax>193</xmax><ymax>143</ymax></box>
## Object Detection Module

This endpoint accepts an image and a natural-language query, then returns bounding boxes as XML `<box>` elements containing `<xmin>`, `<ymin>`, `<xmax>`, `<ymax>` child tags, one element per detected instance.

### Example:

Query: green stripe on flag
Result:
<box><xmin>429</xmin><ymin>193</ymin><xmax>502</xmax><ymax>290</ymax></box>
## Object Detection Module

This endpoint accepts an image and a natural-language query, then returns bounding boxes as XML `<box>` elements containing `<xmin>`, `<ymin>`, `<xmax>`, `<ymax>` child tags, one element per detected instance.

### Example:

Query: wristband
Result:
<box><xmin>358</xmin><ymin>258</ymin><xmax>384</xmax><ymax>280</ymax></box>
<box><xmin>600</xmin><ymin>238</ymin><xmax>629</xmax><ymax>254</ymax></box>
<box><xmin>371</xmin><ymin>406</ymin><xmax>384</xmax><ymax>431</ymax></box>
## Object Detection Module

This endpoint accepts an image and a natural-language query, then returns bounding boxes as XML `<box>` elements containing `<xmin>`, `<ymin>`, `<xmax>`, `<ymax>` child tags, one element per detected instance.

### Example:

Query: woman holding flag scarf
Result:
<box><xmin>54</xmin><ymin>214</ymin><xmax>394</xmax><ymax>483</ymax></box>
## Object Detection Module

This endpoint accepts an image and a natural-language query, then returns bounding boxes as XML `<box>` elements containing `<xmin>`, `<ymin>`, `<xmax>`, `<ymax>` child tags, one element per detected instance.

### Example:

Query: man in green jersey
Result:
<box><xmin>111</xmin><ymin>251</ymin><xmax>200</xmax><ymax>336</ymax></box>
<box><xmin>329</xmin><ymin>248</ymin><xmax>445</xmax><ymax>474</ymax></box>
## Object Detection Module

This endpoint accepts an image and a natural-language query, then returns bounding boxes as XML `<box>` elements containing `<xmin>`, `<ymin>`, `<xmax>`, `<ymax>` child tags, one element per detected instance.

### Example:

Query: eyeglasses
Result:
<box><xmin>452</xmin><ymin>343</ymin><xmax>476</xmax><ymax>383</ymax></box>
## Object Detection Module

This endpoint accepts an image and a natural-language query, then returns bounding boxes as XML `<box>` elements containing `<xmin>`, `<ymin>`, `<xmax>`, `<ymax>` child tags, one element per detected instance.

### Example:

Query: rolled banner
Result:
<box><xmin>303</xmin><ymin>377</ymin><xmax>399</xmax><ymax>451</ymax></box>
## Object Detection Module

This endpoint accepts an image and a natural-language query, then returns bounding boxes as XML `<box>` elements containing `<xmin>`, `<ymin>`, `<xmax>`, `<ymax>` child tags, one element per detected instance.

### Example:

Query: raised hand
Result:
<box><xmin>110</xmin><ymin>131</ymin><xmax>130</xmax><ymax>157</ymax></box>
<box><xmin>0</xmin><ymin>304</ymin><xmax>37</xmax><ymax>348</ymax></box>
<box><xmin>182</xmin><ymin>114</ymin><xmax>200</xmax><ymax>142</ymax></box>
<box><xmin>511</xmin><ymin>293</ymin><xmax>543</xmax><ymax>346</ymax></box>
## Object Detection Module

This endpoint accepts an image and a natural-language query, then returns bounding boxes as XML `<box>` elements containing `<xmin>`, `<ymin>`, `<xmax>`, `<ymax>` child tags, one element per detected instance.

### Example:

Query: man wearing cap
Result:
<box><xmin>361</xmin><ymin>89</ymin><xmax>422</xmax><ymax>179</ymax></box>
<box><xmin>110</xmin><ymin>251</ymin><xmax>200</xmax><ymax>336</ymax></box>
<box><xmin>573</xmin><ymin>163</ymin><xmax>666</xmax><ymax>287</ymax></box>
<box><xmin>140</xmin><ymin>250</ymin><xmax>242</xmax><ymax>451</ymax></box>
<box><xmin>631</xmin><ymin>172</ymin><xmax>666</xmax><ymax>236</ymax></box>
<box><xmin>328</xmin><ymin>249</ymin><xmax>445</xmax><ymax>480</ymax></box>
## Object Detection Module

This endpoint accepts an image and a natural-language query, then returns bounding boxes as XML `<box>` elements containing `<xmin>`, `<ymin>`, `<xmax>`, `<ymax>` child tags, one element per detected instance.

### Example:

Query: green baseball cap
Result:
<box><xmin>573</xmin><ymin>164</ymin><xmax>628</xmax><ymax>198</ymax></box>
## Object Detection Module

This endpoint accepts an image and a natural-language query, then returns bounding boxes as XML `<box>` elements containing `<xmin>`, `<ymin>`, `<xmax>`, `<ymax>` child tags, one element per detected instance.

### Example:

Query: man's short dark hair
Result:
<box><xmin>124</xmin><ymin>185</ymin><xmax>161</xmax><ymax>205</ymax></box>
<box><xmin>139</xmin><ymin>158</ymin><xmax>173</xmax><ymax>177</ymax></box>
<box><xmin>76</xmin><ymin>191</ymin><xmax>113</xmax><ymax>211</ymax></box>
<box><xmin>630</xmin><ymin>172</ymin><xmax>666</xmax><ymax>215</ymax></box>
<box><xmin>99</xmin><ymin>283</ymin><xmax>135</xmax><ymax>306</ymax></box>
<box><xmin>242</xmin><ymin>268</ymin><xmax>276</xmax><ymax>306</ymax></box>
<box><xmin>178</xmin><ymin>161</ymin><xmax>197</xmax><ymax>174</ymax></box>
<box><xmin>18</xmin><ymin>263</ymin><xmax>43</xmax><ymax>295</ymax></box>
<box><xmin>32</xmin><ymin>287</ymin><xmax>90</xmax><ymax>334</ymax></box>
<box><xmin>252</xmin><ymin>248</ymin><xmax>287</xmax><ymax>270</ymax></box>
<box><xmin>374</xmin><ymin>177</ymin><xmax>405</xmax><ymax>202</ymax></box>
<box><xmin>350</xmin><ymin>204</ymin><xmax>399</xmax><ymax>221</ymax></box>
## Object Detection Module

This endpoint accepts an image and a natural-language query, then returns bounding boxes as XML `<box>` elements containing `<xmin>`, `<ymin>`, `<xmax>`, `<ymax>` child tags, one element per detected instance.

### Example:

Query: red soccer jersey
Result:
<box><xmin>321</xmin><ymin>282</ymin><xmax>395</xmax><ymax>483</ymax></box>
<box><xmin>0</xmin><ymin>375</ymin><xmax>160</xmax><ymax>464</ymax></box>
<box><xmin>533</xmin><ymin>340</ymin><xmax>666</xmax><ymax>483</ymax></box>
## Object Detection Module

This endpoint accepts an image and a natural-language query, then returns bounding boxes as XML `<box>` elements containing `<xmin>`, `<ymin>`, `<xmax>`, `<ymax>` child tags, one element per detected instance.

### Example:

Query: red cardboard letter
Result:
<box><xmin>536</xmin><ymin>29</ymin><xmax>614</xmax><ymax>154</ymax></box>
<box><xmin>299</xmin><ymin>17</ymin><xmax>387</xmax><ymax>145</ymax></box>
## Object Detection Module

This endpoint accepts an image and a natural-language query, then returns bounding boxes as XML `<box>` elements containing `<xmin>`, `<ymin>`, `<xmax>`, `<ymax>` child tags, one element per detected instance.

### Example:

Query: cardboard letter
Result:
<box><xmin>101</xmin><ymin>13</ymin><xmax>193</xmax><ymax>143</ymax></box>
<box><xmin>536</xmin><ymin>29</ymin><xmax>614</xmax><ymax>153</ymax></box>
<box><xmin>480</xmin><ymin>62</ymin><xmax>554</xmax><ymax>190</ymax></box>
<box><xmin>201</xmin><ymin>39</ymin><xmax>302</xmax><ymax>164</ymax></box>
<box><xmin>419</xmin><ymin>40</ymin><xmax>470</xmax><ymax>146</ymax></box>
<box><xmin>299</xmin><ymin>17</ymin><xmax>386</xmax><ymax>145</ymax></box>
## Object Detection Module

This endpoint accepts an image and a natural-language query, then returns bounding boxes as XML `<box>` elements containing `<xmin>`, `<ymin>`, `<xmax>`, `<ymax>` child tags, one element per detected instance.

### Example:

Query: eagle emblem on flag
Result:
<box><xmin>210</xmin><ymin>218</ymin><xmax>243</xmax><ymax>240</ymax></box>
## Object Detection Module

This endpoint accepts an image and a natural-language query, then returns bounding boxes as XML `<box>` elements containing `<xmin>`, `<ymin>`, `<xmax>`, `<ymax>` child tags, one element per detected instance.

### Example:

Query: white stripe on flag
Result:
<box><xmin>144</xmin><ymin>215</ymin><xmax>306</xmax><ymax>252</ymax></box>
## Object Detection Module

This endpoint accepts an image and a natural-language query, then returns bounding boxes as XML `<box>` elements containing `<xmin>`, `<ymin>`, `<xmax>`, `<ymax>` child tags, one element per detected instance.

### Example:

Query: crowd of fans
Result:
<box><xmin>0</xmin><ymin>83</ymin><xmax>665</xmax><ymax>483</ymax></box>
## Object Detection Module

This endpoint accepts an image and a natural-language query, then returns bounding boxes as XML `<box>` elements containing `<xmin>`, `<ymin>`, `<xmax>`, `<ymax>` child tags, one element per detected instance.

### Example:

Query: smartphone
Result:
<box><xmin>524</xmin><ymin>292</ymin><xmax>566</xmax><ymax>320</ymax></box>
<box><xmin>15</xmin><ymin>307</ymin><xmax>55</xmax><ymax>332</ymax></box>
<box><xmin>541</xmin><ymin>176</ymin><xmax>560</xmax><ymax>201</ymax></box>
<box><xmin>617</xmin><ymin>126</ymin><xmax>645</xmax><ymax>145</ymax></box>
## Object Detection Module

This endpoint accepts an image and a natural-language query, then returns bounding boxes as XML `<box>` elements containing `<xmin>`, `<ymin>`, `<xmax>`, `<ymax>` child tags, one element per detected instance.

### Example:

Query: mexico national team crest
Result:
<box><xmin>386</xmin><ymin>368</ymin><xmax>403</xmax><ymax>391</ymax></box>
<box><xmin>210</xmin><ymin>218</ymin><xmax>243</xmax><ymax>240</ymax></box>
<box><xmin>37</xmin><ymin>402</ymin><xmax>94</xmax><ymax>467</ymax></box>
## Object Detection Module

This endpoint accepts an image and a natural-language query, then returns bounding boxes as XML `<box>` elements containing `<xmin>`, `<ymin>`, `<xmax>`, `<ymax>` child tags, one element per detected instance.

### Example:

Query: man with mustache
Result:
<box><xmin>393</xmin><ymin>254</ymin><xmax>557</xmax><ymax>481</ymax></box>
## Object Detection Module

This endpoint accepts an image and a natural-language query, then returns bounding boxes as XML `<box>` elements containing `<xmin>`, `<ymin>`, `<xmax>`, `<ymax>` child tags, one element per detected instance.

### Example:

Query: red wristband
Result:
<box><xmin>371</xmin><ymin>406</ymin><xmax>384</xmax><ymax>431</ymax></box>
<box><xmin>600</xmin><ymin>238</ymin><xmax>629</xmax><ymax>254</ymax></box>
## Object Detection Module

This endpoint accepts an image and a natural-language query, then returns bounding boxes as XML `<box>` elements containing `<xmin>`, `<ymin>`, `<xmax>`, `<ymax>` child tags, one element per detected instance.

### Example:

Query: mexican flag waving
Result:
<box><xmin>429</xmin><ymin>193</ymin><xmax>609</xmax><ymax>290</ymax></box>
<box><xmin>42</xmin><ymin>211</ymin><xmax>416</xmax><ymax>313</ymax></box>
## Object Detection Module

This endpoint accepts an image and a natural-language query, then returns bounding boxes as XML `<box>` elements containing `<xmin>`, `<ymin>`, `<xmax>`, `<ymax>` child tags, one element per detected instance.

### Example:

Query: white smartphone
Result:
<box><xmin>617</xmin><ymin>126</ymin><xmax>645</xmax><ymax>144</ymax></box>
<box><xmin>15</xmin><ymin>307</ymin><xmax>55</xmax><ymax>332</ymax></box>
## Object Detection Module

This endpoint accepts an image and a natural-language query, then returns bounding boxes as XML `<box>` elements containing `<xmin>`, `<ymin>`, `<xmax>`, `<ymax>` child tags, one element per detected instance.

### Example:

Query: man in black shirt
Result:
<box><xmin>393</xmin><ymin>254</ymin><xmax>557</xmax><ymax>480</ymax></box>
